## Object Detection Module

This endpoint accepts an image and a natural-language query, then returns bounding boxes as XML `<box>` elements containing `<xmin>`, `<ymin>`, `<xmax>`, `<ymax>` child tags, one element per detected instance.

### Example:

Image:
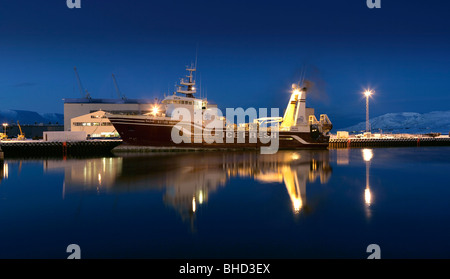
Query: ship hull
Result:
<box><xmin>109</xmin><ymin>116</ymin><xmax>329</xmax><ymax>150</ymax></box>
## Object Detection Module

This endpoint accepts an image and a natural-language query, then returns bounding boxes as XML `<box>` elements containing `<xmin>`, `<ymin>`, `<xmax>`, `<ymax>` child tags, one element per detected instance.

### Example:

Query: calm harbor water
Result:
<box><xmin>0</xmin><ymin>147</ymin><xmax>449</xmax><ymax>259</ymax></box>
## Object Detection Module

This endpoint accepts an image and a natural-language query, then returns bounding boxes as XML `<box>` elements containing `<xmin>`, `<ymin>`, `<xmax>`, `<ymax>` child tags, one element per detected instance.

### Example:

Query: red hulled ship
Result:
<box><xmin>107</xmin><ymin>66</ymin><xmax>332</xmax><ymax>152</ymax></box>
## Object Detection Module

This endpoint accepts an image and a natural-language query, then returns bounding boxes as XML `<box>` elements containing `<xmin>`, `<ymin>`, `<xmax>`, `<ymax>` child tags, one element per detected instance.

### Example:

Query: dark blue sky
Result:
<box><xmin>1</xmin><ymin>0</ymin><xmax>449</xmax><ymax>128</ymax></box>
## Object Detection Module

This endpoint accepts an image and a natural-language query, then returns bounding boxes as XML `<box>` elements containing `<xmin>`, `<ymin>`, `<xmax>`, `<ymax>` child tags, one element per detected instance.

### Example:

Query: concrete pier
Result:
<box><xmin>329</xmin><ymin>137</ymin><xmax>450</xmax><ymax>149</ymax></box>
<box><xmin>0</xmin><ymin>139</ymin><xmax>122</xmax><ymax>158</ymax></box>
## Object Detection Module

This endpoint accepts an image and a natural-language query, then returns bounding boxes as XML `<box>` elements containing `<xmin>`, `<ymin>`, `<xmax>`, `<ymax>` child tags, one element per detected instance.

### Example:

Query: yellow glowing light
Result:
<box><xmin>293</xmin><ymin>198</ymin><xmax>302</xmax><ymax>213</ymax></box>
<box><xmin>3</xmin><ymin>163</ymin><xmax>9</xmax><ymax>179</ymax></box>
<box><xmin>151</xmin><ymin>106</ymin><xmax>160</xmax><ymax>116</ymax></box>
<box><xmin>364</xmin><ymin>90</ymin><xmax>373</xmax><ymax>97</ymax></box>
<box><xmin>365</xmin><ymin>188</ymin><xmax>372</xmax><ymax>205</ymax></box>
<box><xmin>192</xmin><ymin>197</ymin><xmax>196</xmax><ymax>213</ymax></box>
<box><xmin>199</xmin><ymin>191</ymin><xmax>204</xmax><ymax>204</ymax></box>
<box><xmin>291</xmin><ymin>153</ymin><xmax>300</xmax><ymax>160</ymax></box>
<box><xmin>362</xmin><ymin>149</ymin><xmax>373</xmax><ymax>162</ymax></box>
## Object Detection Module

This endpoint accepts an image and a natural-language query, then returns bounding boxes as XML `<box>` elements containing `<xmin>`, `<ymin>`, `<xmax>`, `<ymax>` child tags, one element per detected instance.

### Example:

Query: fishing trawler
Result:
<box><xmin>107</xmin><ymin>66</ymin><xmax>332</xmax><ymax>151</ymax></box>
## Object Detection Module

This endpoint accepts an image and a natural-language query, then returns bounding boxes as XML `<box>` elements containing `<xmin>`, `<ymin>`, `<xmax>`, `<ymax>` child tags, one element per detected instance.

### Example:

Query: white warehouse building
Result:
<box><xmin>70</xmin><ymin>110</ymin><xmax>118</xmax><ymax>138</ymax></box>
<box><xmin>63</xmin><ymin>98</ymin><xmax>155</xmax><ymax>132</ymax></box>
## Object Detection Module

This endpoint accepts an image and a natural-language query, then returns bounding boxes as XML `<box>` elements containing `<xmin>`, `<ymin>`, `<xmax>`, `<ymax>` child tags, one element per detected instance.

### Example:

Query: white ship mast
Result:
<box><xmin>176</xmin><ymin>65</ymin><xmax>197</xmax><ymax>98</ymax></box>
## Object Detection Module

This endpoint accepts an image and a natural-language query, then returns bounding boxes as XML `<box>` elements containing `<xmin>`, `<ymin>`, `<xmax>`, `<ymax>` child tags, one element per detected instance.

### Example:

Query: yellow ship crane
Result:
<box><xmin>17</xmin><ymin>121</ymin><xmax>25</xmax><ymax>140</ymax></box>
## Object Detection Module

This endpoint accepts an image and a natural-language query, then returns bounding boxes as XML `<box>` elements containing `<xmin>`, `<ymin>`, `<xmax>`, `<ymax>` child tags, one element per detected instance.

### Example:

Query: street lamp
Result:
<box><xmin>2</xmin><ymin>123</ymin><xmax>7</xmax><ymax>134</ymax></box>
<box><xmin>364</xmin><ymin>90</ymin><xmax>373</xmax><ymax>133</ymax></box>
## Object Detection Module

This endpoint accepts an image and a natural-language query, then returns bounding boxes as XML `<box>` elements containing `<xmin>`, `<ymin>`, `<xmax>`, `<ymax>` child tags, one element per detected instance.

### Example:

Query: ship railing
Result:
<box><xmin>320</xmin><ymin>114</ymin><xmax>332</xmax><ymax>125</ymax></box>
<box><xmin>319</xmin><ymin>114</ymin><xmax>333</xmax><ymax>133</ymax></box>
<box><xmin>309</xmin><ymin>115</ymin><xmax>320</xmax><ymax>125</ymax></box>
<box><xmin>253</xmin><ymin>117</ymin><xmax>283</xmax><ymax>127</ymax></box>
<box><xmin>223</xmin><ymin>117</ymin><xmax>282</xmax><ymax>132</ymax></box>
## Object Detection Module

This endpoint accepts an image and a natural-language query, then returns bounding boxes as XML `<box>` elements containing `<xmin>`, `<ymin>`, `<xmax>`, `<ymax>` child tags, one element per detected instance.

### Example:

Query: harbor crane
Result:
<box><xmin>1</xmin><ymin>123</ymin><xmax>7</xmax><ymax>140</ymax></box>
<box><xmin>112</xmin><ymin>74</ymin><xmax>126</xmax><ymax>100</ymax></box>
<box><xmin>17</xmin><ymin>121</ymin><xmax>25</xmax><ymax>140</ymax></box>
<box><xmin>74</xmin><ymin>67</ymin><xmax>92</xmax><ymax>99</ymax></box>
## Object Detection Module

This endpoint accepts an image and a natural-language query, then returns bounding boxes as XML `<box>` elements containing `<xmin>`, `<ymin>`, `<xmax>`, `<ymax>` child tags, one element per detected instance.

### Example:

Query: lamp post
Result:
<box><xmin>364</xmin><ymin>90</ymin><xmax>373</xmax><ymax>133</ymax></box>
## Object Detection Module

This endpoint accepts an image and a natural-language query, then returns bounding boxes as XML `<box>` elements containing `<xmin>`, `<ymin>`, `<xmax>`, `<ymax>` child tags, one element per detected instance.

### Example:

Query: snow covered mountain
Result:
<box><xmin>0</xmin><ymin>109</ymin><xmax>63</xmax><ymax>125</ymax></box>
<box><xmin>338</xmin><ymin>111</ymin><xmax>450</xmax><ymax>134</ymax></box>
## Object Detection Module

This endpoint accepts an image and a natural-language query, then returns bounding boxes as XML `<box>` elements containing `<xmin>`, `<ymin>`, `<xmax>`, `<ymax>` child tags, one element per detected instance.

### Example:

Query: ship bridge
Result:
<box><xmin>252</xmin><ymin>83</ymin><xmax>332</xmax><ymax>135</ymax></box>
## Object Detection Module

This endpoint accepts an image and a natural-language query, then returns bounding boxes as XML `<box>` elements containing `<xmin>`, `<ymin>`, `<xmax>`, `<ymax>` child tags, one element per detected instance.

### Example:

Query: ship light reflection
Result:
<box><xmin>192</xmin><ymin>197</ymin><xmax>196</xmax><ymax>213</ymax></box>
<box><xmin>293</xmin><ymin>198</ymin><xmax>302</xmax><ymax>213</ymax></box>
<box><xmin>198</xmin><ymin>191</ymin><xmax>204</xmax><ymax>204</ymax></box>
<box><xmin>3</xmin><ymin>163</ymin><xmax>8</xmax><ymax>179</ymax></box>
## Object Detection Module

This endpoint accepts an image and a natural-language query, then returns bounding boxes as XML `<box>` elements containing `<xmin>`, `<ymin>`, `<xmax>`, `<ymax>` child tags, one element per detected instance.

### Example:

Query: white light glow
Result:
<box><xmin>198</xmin><ymin>191</ymin><xmax>204</xmax><ymax>204</ymax></box>
<box><xmin>192</xmin><ymin>197</ymin><xmax>196</xmax><ymax>213</ymax></box>
<box><xmin>151</xmin><ymin>106</ymin><xmax>159</xmax><ymax>116</ymax></box>
<box><xmin>365</xmin><ymin>188</ymin><xmax>372</xmax><ymax>205</ymax></box>
<box><xmin>362</xmin><ymin>149</ymin><xmax>373</xmax><ymax>162</ymax></box>
<box><xmin>3</xmin><ymin>163</ymin><xmax>8</xmax><ymax>179</ymax></box>
<box><xmin>291</xmin><ymin>153</ymin><xmax>300</xmax><ymax>160</ymax></box>
<box><xmin>293</xmin><ymin>198</ymin><xmax>302</xmax><ymax>213</ymax></box>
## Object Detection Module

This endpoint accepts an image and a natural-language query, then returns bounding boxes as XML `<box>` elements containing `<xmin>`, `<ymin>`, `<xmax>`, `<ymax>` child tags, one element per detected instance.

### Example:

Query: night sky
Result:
<box><xmin>1</xmin><ymin>0</ymin><xmax>449</xmax><ymax>128</ymax></box>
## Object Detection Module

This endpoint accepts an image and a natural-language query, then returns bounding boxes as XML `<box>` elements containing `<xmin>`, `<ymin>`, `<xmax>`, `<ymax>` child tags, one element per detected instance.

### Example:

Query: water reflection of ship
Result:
<box><xmin>54</xmin><ymin>151</ymin><xmax>332</xmax><ymax>224</ymax></box>
<box><xmin>222</xmin><ymin>152</ymin><xmax>332</xmax><ymax>213</ymax></box>
<box><xmin>44</xmin><ymin>158</ymin><xmax>123</xmax><ymax>196</ymax></box>
<box><xmin>0</xmin><ymin>162</ymin><xmax>5</xmax><ymax>184</ymax></box>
